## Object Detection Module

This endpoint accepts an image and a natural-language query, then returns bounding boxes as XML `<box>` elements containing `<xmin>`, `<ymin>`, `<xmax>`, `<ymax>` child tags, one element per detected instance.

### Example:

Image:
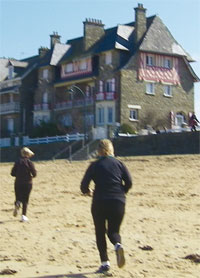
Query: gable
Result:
<box><xmin>139</xmin><ymin>16</ymin><xmax>194</xmax><ymax>61</ymax></box>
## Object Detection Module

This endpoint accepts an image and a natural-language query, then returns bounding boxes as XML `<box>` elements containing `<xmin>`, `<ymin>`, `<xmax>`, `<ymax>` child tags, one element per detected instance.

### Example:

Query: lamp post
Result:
<box><xmin>69</xmin><ymin>85</ymin><xmax>87</xmax><ymax>142</ymax></box>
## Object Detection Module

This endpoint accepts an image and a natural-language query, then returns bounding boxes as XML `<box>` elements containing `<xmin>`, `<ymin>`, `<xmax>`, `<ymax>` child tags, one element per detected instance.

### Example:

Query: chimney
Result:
<box><xmin>83</xmin><ymin>18</ymin><xmax>105</xmax><ymax>51</ymax></box>
<box><xmin>38</xmin><ymin>47</ymin><xmax>49</xmax><ymax>57</ymax></box>
<box><xmin>134</xmin><ymin>3</ymin><xmax>147</xmax><ymax>43</ymax></box>
<box><xmin>50</xmin><ymin>32</ymin><xmax>61</xmax><ymax>48</ymax></box>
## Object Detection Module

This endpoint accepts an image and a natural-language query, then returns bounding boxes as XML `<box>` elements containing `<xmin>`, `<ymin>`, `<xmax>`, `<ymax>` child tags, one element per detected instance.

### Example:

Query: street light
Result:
<box><xmin>69</xmin><ymin>85</ymin><xmax>87</xmax><ymax>143</ymax></box>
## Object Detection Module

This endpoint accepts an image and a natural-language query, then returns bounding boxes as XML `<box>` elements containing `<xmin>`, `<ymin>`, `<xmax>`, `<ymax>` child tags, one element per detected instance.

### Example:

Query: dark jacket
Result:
<box><xmin>11</xmin><ymin>157</ymin><xmax>37</xmax><ymax>185</ymax></box>
<box><xmin>81</xmin><ymin>156</ymin><xmax>132</xmax><ymax>203</ymax></box>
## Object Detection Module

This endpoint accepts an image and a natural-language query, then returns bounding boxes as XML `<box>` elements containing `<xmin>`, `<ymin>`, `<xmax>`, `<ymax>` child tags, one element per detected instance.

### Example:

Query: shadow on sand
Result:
<box><xmin>29</xmin><ymin>272</ymin><xmax>103</xmax><ymax>278</ymax></box>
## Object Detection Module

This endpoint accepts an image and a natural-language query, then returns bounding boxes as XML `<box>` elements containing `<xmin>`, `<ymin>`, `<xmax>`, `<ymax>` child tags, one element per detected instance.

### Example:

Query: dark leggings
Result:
<box><xmin>91</xmin><ymin>199</ymin><xmax>125</xmax><ymax>262</ymax></box>
<box><xmin>15</xmin><ymin>183</ymin><xmax>32</xmax><ymax>216</ymax></box>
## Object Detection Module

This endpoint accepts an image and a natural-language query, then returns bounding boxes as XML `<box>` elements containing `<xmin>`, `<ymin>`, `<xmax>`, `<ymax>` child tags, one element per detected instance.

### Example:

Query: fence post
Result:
<box><xmin>69</xmin><ymin>145</ymin><xmax>72</xmax><ymax>162</ymax></box>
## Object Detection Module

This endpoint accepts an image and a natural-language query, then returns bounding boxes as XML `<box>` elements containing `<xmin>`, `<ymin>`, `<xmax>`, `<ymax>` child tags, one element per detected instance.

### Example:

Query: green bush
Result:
<box><xmin>31</xmin><ymin>122</ymin><xmax>65</xmax><ymax>138</ymax></box>
<box><xmin>120</xmin><ymin>123</ymin><xmax>136</xmax><ymax>134</ymax></box>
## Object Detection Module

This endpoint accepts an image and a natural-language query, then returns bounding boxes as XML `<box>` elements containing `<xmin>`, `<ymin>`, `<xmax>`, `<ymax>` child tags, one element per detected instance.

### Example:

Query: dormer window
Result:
<box><xmin>65</xmin><ymin>63</ymin><xmax>73</xmax><ymax>73</ymax></box>
<box><xmin>80</xmin><ymin>60</ymin><xmax>87</xmax><ymax>70</ymax></box>
<box><xmin>146</xmin><ymin>55</ymin><xmax>154</xmax><ymax>66</ymax></box>
<box><xmin>105</xmin><ymin>52</ymin><xmax>112</xmax><ymax>65</ymax></box>
<box><xmin>8</xmin><ymin>65</ymin><xmax>14</xmax><ymax>79</ymax></box>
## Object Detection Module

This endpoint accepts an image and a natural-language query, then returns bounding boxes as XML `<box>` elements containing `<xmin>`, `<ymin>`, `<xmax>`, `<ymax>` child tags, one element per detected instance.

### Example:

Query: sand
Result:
<box><xmin>0</xmin><ymin>154</ymin><xmax>200</xmax><ymax>278</ymax></box>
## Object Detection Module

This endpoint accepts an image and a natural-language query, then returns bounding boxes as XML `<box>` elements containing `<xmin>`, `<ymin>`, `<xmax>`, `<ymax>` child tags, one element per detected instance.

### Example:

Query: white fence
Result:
<box><xmin>0</xmin><ymin>133</ymin><xmax>85</xmax><ymax>148</ymax></box>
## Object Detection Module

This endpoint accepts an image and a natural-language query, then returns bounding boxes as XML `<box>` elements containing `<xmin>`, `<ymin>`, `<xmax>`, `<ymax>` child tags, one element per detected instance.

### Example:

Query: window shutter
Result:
<box><xmin>111</xmin><ymin>78</ymin><xmax>115</xmax><ymax>91</ymax></box>
<box><xmin>99</xmin><ymin>80</ymin><xmax>103</xmax><ymax>92</ymax></box>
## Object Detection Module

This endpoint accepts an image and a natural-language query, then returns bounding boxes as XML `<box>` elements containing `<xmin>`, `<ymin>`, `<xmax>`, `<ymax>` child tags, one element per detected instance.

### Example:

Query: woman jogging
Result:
<box><xmin>80</xmin><ymin>139</ymin><xmax>132</xmax><ymax>274</ymax></box>
<box><xmin>11</xmin><ymin>147</ymin><xmax>37</xmax><ymax>222</ymax></box>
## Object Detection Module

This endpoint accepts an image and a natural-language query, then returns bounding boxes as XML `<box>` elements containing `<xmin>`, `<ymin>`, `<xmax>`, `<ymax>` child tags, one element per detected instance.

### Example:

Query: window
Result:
<box><xmin>105</xmin><ymin>52</ymin><xmax>112</xmax><ymax>65</ymax></box>
<box><xmin>106</xmin><ymin>78</ymin><xmax>115</xmax><ymax>92</ymax></box>
<box><xmin>62</xmin><ymin>114</ymin><xmax>72</xmax><ymax>126</ymax></box>
<box><xmin>98</xmin><ymin>107</ymin><xmax>104</xmax><ymax>124</ymax></box>
<box><xmin>163</xmin><ymin>58</ymin><xmax>171</xmax><ymax>69</ymax></box>
<box><xmin>146</xmin><ymin>82</ymin><xmax>155</xmax><ymax>95</ymax></box>
<box><xmin>42</xmin><ymin>69</ymin><xmax>48</xmax><ymax>79</ymax></box>
<box><xmin>176</xmin><ymin>114</ymin><xmax>185</xmax><ymax>127</ymax></box>
<box><xmin>107</xmin><ymin>107</ymin><xmax>113</xmax><ymax>123</ymax></box>
<box><xmin>128</xmin><ymin>104</ymin><xmax>141</xmax><ymax>121</ymax></box>
<box><xmin>65</xmin><ymin>63</ymin><xmax>73</xmax><ymax>73</ymax></box>
<box><xmin>164</xmin><ymin>85</ymin><xmax>172</xmax><ymax>97</ymax></box>
<box><xmin>129</xmin><ymin>110</ymin><xmax>138</xmax><ymax>120</ymax></box>
<box><xmin>7</xmin><ymin>118</ymin><xmax>14</xmax><ymax>132</ymax></box>
<box><xmin>80</xmin><ymin>59</ymin><xmax>87</xmax><ymax>70</ymax></box>
<box><xmin>43</xmin><ymin>92</ymin><xmax>48</xmax><ymax>103</ymax></box>
<box><xmin>99</xmin><ymin>80</ymin><xmax>103</xmax><ymax>92</ymax></box>
<box><xmin>146</xmin><ymin>55</ymin><xmax>154</xmax><ymax>66</ymax></box>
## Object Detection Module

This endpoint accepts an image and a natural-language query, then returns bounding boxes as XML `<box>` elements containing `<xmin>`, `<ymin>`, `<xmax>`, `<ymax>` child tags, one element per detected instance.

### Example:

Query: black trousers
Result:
<box><xmin>15</xmin><ymin>183</ymin><xmax>32</xmax><ymax>215</ymax></box>
<box><xmin>91</xmin><ymin>199</ymin><xmax>125</xmax><ymax>262</ymax></box>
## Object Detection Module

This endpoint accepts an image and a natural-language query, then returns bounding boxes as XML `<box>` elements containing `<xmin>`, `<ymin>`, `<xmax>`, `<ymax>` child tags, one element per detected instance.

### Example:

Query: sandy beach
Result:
<box><xmin>0</xmin><ymin>154</ymin><xmax>200</xmax><ymax>278</ymax></box>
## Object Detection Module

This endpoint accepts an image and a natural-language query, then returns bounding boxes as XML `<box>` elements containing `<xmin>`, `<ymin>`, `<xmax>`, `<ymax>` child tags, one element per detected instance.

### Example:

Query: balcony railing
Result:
<box><xmin>34</xmin><ymin>103</ymin><xmax>50</xmax><ymax>111</ymax></box>
<box><xmin>96</xmin><ymin>92</ymin><xmax>116</xmax><ymax>101</ymax></box>
<box><xmin>54</xmin><ymin>98</ymin><xmax>94</xmax><ymax>111</ymax></box>
<box><xmin>0</xmin><ymin>102</ymin><xmax>20</xmax><ymax>115</ymax></box>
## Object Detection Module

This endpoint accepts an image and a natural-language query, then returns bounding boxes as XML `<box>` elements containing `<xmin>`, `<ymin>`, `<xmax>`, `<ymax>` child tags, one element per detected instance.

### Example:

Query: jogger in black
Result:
<box><xmin>81</xmin><ymin>139</ymin><xmax>132</xmax><ymax>273</ymax></box>
<box><xmin>11</xmin><ymin>147</ymin><xmax>37</xmax><ymax>222</ymax></box>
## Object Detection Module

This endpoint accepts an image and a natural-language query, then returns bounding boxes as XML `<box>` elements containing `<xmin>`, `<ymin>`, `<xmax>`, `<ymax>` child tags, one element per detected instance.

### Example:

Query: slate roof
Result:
<box><xmin>39</xmin><ymin>43</ymin><xmax>71</xmax><ymax>67</ymax></box>
<box><xmin>59</xmin><ymin>14</ymin><xmax>195</xmax><ymax>67</ymax></box>
<box><xmin>0</xmin><ymin>55</ymin><xmax>40</xmax><ymax>82</ymax></box>
<box><xmin>139</xmin><ymin>16</ymin><xmax>194</xmax><ymax>61</ymax></box>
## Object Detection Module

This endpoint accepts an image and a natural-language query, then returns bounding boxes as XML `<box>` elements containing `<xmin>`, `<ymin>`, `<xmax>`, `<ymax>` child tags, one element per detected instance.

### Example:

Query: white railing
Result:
<box><xmin>0</xmin><ymin>133</ymin><xmax>85</xmax><ymax>148</ymax></box>
<box><xmin>0</xmin><ymin>102</ymin><xmax>20</xmax><ymax>114</ymax></box>
<box><xmin>34</xmin><ymin>103</ymin><xmax>50</xmax><ymax>111</ymax></box>
<box><xmin>25</xmin><ymin>133</ymin><xmax>85</xmax><ymax>145</ymax></box>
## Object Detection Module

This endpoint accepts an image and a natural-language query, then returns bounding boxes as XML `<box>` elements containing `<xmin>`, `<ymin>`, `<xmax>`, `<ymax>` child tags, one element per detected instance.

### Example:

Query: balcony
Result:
<box><xmin>54</xmin><ymin>98</ymin><xmax>94</xmax><ymax>111</ymax></box>
<box><xmin>54</xmin><ymin>101</ymin><xmax>72</xmax><ymax>111</ymax></box>
<box><xmin>96</xmin><ymin>92</ymin><xmax>116</xmax><ymax>101</ymax></box>
<box><xmin>34</xmin><ymin>103</ymin><xmax>50</xmax><ymax>111</ymax></box>
<box><xmin>0</xmin><ymin>102</ymin><xmax>20</xmax><ymax>115</ymax></box>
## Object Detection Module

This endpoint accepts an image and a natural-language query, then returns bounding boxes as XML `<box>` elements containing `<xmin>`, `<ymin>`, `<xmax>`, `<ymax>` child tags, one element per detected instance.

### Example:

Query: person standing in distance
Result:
<box><xmin>11</xmin><ymin>147</ymin><xmax>37</xmax><ymax>222</ymax></box>
<box><xmin>80</xmin><ymin>139</ymin><xmax>132</xmax><ymax>274</ymax></box>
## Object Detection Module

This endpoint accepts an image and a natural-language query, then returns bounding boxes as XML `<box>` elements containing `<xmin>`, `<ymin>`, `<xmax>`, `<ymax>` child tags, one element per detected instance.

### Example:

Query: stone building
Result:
<box><xmin>1</xmin><ymin>3</ymin><xmax>199</xmax><ymax>139</ymax></box>
<box><xmin>0</xmin><ymin>57</ymin><xmax>39</xmax><ymax>137</ymax></box>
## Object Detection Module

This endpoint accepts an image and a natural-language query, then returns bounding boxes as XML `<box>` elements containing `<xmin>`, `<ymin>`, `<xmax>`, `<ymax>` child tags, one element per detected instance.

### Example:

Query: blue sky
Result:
<box><xmin>0</xmin><ymin>0</ymin><xmax>200</xmax><ymax>118</ymax></box>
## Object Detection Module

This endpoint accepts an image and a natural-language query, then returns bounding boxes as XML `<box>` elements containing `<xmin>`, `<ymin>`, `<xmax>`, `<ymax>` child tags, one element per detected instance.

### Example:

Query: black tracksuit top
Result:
<box><xmin>81</xmin><ymin>156</ymin><xmax>132</xmax><ymax>203</ymax></box>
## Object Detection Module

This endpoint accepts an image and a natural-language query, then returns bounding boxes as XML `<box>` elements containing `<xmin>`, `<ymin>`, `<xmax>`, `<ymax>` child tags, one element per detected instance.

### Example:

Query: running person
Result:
<box><xmin>11</xmin><ymin>147</ymin><xmax>37</xmax><ymax>222</ymax></box>
<box><xmin>80</xmin><ymin>139</ymin><xmax>132</xmax><ymax>273</ymax></box>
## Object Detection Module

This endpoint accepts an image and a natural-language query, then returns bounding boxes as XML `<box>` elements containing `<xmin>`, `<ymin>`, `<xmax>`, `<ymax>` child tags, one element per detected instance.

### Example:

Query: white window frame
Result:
<box><xmin>146</xmin><ymin>55</ymin><xmax>154</xmax><ymax>66</ymax></box>
<box><xmin>80</xmin><ymin>59</ymin><xmax>87</xmax><ymax>70</ymax></box>
<box><xmin>105</xmin><ymin>52</ymin><xmax>112</xmax><ymax>65</ymax></box>
<box><xmin>97</xmin><ymin>107</ymin><xmax>105</xmax><ymax>124</ymax></box>
<box><xmin>129</xmin><ymin>109</ymin><xmax>138</xmax><ymax>121</ymax></box>
<box><xmin>107</xmin><ymin>107</ymin><xmax>113</xmax><ymax>124</ymax></box>
<box><xmin>146</xmin><ymin>82</ymin><xmax>155</xmax><ymax>95</ymax></box>
<box><xmin>164</xmin><ymin>84</ymin><xmax>172</xmax><ymax>97</ymax></box>
<box><xmin>99</xmin><ymin>80</ymin><xmax>103</xmax><ymax>92</ymax></box>
<box><xmin>65</xmin><ymin>63</ymin><xmax>73</xmax><ymax>73</ymax></box>
<box><xmin>128</xmin><ymin>105</ymin><xmax>141</xmax><ymax>122</ymax></box>
<box><xmin>163</xmin><ymin>58</ymin><xmax>172</xmax><ymax>69</ymax></box>
<box><xmin>175</xmin><ymin>114</ymin><xmax>184</xmax><ymax>127</ymax></box>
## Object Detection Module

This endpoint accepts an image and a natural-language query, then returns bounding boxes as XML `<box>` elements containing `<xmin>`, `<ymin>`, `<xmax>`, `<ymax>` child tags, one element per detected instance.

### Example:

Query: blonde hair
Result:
<box><xmin>21</xmin><ymin>147</ymin><xmax>34</xmax><ymax>158</ymax></box>
<box><xmin>98</xmin><ymin>139</ymin><xmax>114</xmax><ymax>157</ymax></box>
